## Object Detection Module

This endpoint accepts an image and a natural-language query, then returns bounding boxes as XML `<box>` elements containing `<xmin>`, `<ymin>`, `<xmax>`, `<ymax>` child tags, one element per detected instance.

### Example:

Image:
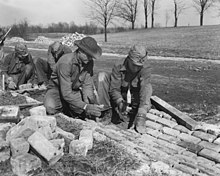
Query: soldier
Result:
<box><xmin>34</xmin><ymin>41</ymin><xmax>72</xmax><ymax>86</ymax></box>
<box><xmin>95</xmin><ymin>45</ymin><xmax>152</xmax><ymax>133</ymax></box>
<box><xmin>44</xmin><ymin>36</ymin><xmax>103</xmax><ymax>119</ymax></box>
<box><xmin>1</xmin><ymin>43</ymin><xmax>35</xmax><ymax>90</ymax></box>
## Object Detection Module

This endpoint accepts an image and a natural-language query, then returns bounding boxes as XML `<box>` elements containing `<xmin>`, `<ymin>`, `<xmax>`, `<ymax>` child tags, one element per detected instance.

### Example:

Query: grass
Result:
<box><xmin>91</xmin><ymin>25</ymin><xmax>220</xmax><ymax>60</ymax></box>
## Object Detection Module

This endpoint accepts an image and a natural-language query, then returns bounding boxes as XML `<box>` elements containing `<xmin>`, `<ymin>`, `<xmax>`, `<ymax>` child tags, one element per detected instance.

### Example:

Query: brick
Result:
<box><xmin>174</xmin><ymin>163</ymin><xmax>197</xmax><ymax>174</ymax></box>
<box><xmin>196</xmin><ymin>156</ymin><xmax>215</xmax><ymax>166</ymax></box>
<box><xmin>50</xmin><ymin>138</ymin><xmax>65</xmax><ymax>151</ymax></box>
<box><xmin>146</xmin><ymin>113</ymin><xmax>161</xmax><ymax>122</ymax></box>
<box><xmin>140</xmin><ymin>133</ymin><xmax>157</xmax><ymax>143</ymax></box>
<box><xmin>79</xmin><ymin>129</ymin><xmax>93</xmax><ymax>150</ymax></box>
<box><xmin>0</xmin><ymin>140</ymin><xmax>10</xmax><ymax>162</ymax></box>
<box><xmin>155</xmin><ymin>118</ymin><xmax>178</xmax><ymax>128</ymax></box>
<box><xmin>56</xmin><ymin>127</ymin><xmax>75</xmax><ymax>142</ymax></box>
<box><xmin>6</xmin><ymin>115</ymin><xmax>57</xmax><ymax>141</ymax></box>
<box><xmin>213</xmin><ymin>137</ymin><xmax>220</xmax><ymax>145</ymax></box>
<box><xmin>155</xmin><ymin>143</ymin><xmax>177</xmax><ymax>155</ymax></box>
<box><xmin>195</xmin><ymin>123</ymin><xmax>220</xmax><ymax>136</ymax></box>
<box><xmin>181</xmin><ymin>150</ymin><xmax>197</xmax><ymax>159</ymax></box>
<box><xmin>10</xmin><ymin>153</ymin><xmax>41</xmax><ymax>176</ymax></box>
<box><xmin>0</xmin><ymin>105</ymin><xmax>20</xmax><ymax>123</ymax></box>
<box><xmin>28</xmin><ymin>131</ymin><xmax>63</xmax><ymax>165</ymax></box>
<box><xmin>145</xmin><ymin>120</ymin><xmax>163</xmax><ymax>130</ymax></box>
<box><xmin>179</xmin><ymin>133</ymin><xmax>201</xmax><ymax>144</ymax></box>
<box><xmin>173</xmin><ymin>125</ymin><xmax>191</xmax><ymax>134</ymax></box>
<box><xmin>162</xmin><ymin>127</ymin><xmax>180</xmax><ymax>137</ymax></box>
<box><xmin>177</xmin><ymin>141</ymin><xmax>203</xmax><ymax>154</ymax></box>
<box><xmin>149</xmin><ymin>109</ymin><xmax>161</xmax><ymax>116</ymax></box>
<box><xmin>146</xmin><ymin>129</ymin><xmax>162</xmax><ymax>138</ymax></box>
<box><xmin>69</xmin><ymin>140</ymin><xmax>88</xmax><ymax>157</ymax></box>
<box><xmin>198</xmin><ymin>148</ymin><xmax>220</xmax><ymax>163</ymax></box>
<box><xmin>29</xmin><ymin>106</ymin><xmax>46</xmax><ymax>116</ymax></box>
<box><xmin>155</xmin><ymin>139</ymin><xmax>185</xmax><ymax>154</ymax></box>
<box><xmin>160</xmin><ymin>111</ymin><xmax>172</xmax><ymax>120</ymax></box>
<box><xmin>192</xmin><ymin>131</ymin><xmax>216</xmax><ymax>142</ymax></box>
<box><xmin>158</xmin><ymin>133</ymin><xmax>179</xmax><ymax>144</ymax></box>
<box><xmin>150</xmin><ymin>96</ymin><xmax>198</xmax><ymax>130</ymax></box>
<box><xmin>10</xmin><ymin>137</ymin><xmax>30</xmax><ymax>157</ymax></box>
<box><xmin>199</xmin><ymin>141</ymin><xmax>220</xmax><ymax>152</ymax></box>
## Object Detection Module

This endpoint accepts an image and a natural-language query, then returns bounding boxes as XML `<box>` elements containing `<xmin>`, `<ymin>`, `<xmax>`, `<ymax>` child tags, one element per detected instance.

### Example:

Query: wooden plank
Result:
<box><xmin>150</xmin><ymin>96</ymin><xmax>198</xmax><ymax>130</ymax></box>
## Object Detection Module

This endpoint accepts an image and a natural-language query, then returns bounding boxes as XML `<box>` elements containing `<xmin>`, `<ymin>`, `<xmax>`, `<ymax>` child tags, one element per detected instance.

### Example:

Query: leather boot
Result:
<box><xmin>134</xmin><ymin>114</ymin><xmax>146</xmax><ymax>134</ymax></box>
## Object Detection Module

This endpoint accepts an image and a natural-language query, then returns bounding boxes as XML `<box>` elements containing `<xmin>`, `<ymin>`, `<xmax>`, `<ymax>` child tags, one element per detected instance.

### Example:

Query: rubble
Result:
<box><xmin>0</xmin><ymin>105</ymin><xmax>20</xmax><ymax>123</ymax></box>
<box><xmin>9</xmin><ymin>37</ymin><xmax>25</xmax><ymax>42</ymax></box>
<box><xmin>10</xmin><ymin>137</ymin><xmax>30</xmax><ymax>157</ymax></box>
<box><xmin>34</xmin><ymin>36</ymin><xmax>53</xmax><ymax>44</ymax></box>
<box><xmin>60</xmin><ymin>32</ymin><xmax>86</xmax><ymax>47</ymax></box>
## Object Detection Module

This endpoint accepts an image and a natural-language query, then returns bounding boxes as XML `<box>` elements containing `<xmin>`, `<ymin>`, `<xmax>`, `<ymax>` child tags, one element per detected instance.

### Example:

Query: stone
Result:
<box><xmin>145</xmin><ymin>120</ymin><xmax>163</xmax><ymax>130</ymax></box>
<box><xmin>10</xmin><ymin>137</ymin><xmax>30</xmax><ymax>157</ymax></box>
<box><xmin>179</xmin><ymin>133</ymin><xmax>201</xmax><ymax>144</ymax></box>
<box><xmin>213</xmin><ymin>137</ymin><xmax>220</xmax><ymax>145</ymax></box>
<box><xmin>29</xmin><ymin>106</ymin><xmax>46</xmax><ymax>116</ymax></box>
<box><xmin>155</xmin><ymin>139</ymin><xmax>185</xmax><ymax>153</ymax></box>
<box><xmin>79</xmin><ymin>129</ymin><xmax>94</xmax><ymax>150</ymax></box>
<box><xmin>50</xmin><ymin>138</ymin><xmax>65</xmax><ymax>152</ymax></box>
<box><xmin>162</xmin><ymin>127</ymin><xmax>180</xmax><ymax>137</ymax></box>
<box><xmin>69</xmin><ymin>140</ymin><xmax>88</xmax><ymax>157</ymax></box>
<box><xmin>0</xmin><ymin>140</ymin><xmax>10</xmax><ymax>162</ymax></box>
<box><xmin>158</xmin><ymin>133</ymin><xmax>179</xmax><ymax>144</ymax></box>
<box><xmin>28</xmin><ymin>131</ymin><xmax>63</xmax><ymax>165</ymax></box>
<box><xmin>6</xmin><ymin>115</ymin><xmax>57</xmax><ymax>141</ymax></box>
<box><xmin>56</xmin><ymin>127</ymin><xmax>75</xmax><ymax>142</ymax></box>
<box><xmin>198</xmin><ymin>148</ymin><xmax>220</xmax><ymax>163</ymax></box>
<box><xmin>192</xmin><ymin>131</ymin><xmax>216</xmax><ymax>142</ymax></box>
<box><xmin>146</xmin><ymin>113</ymin><xmax>160</xmax><ymax>122</ymax></box>
<box><xmin>174</xmin><ymin>163</ymin><xmax>197</xmax><ymax>175</ymax></box>
<box><xmin>177</xmin><ymin>141</ymin><xmax>203</xmax><ymax>154</ymax></box>
<box><xmin>173</xmin><ymin>125</ymin><xmax>191</xmax><ymax>134</ymax></box>
<box><xmin>146</xmin><ymin>129</ymin><xmax>162</xmax><ymax>138</ymax></box>
<box><xmin>10</xmin><ymin>153</ymin><xmax>41</xmax><ymax>176</ymax></box>
<box><xmin>93</xmin><ymin>132</ymin><xmax>107</xmax><ymax>142</ymax></box>
<box><xmin>199</xmin><ymin>141</ymin><xmax>220</xmax><ymax>152</ymax></box>
<box><xmin>156</xmin><ymin>118</ymin><xmax>178</xmax><ymax>128</ymax></box>
<box><xmin>0</xmin><ymin>105</ymin><xmax>20</xmax><ymax>123</ymax></box>
<box><xmin>195</xmin><ymin>122</ymin><xmax>220</xmax><ymax>136</ymax></box>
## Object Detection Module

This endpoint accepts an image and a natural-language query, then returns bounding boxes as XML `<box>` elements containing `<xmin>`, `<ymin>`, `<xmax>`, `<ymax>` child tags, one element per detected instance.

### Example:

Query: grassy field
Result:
<box><xmin>91</xmin><ymin>25</ymin><xmax>220</xmax><ymax>60</ymax></box>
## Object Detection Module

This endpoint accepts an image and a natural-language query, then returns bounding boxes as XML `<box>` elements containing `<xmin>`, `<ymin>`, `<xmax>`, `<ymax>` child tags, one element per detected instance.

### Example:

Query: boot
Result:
<box><xmin>134</xmin><ymin>114</ymin><xmax>147</xmax><ymax>134</ymax></box>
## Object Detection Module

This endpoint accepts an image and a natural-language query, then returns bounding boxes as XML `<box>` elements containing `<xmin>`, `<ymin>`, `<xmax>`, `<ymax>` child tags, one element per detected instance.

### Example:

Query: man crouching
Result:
<box><xmin>44</xmin><ymin>36</ymin><xmax>103</xmax><ymax>119</ymax></box>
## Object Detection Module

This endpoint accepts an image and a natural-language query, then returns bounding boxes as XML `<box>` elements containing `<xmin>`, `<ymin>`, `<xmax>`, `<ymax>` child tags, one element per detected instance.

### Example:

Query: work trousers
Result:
<box><xmin>9</xmin><ymin>63</ymin><xmax>34</xmax><ymax>87</ymax></box>
<box><xmin>34</xmin><ymin>58</ymin><xmax>52</xmax><ymax>85</ymax></box>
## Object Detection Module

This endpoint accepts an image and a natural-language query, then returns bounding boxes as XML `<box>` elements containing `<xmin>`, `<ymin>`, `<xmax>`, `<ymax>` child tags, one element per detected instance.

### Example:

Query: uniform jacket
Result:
<box><xmin>109</xmin><ymin>57</ymin><xmax>152</xmax><ymax>113</ymax></box>
<box><xmin>49</xmin><ymin>52</ymin><xmax>94</xmax><ymax>114</ymax></box>
<box><xmin>47</xmin><ymin>44</ymin><xmax>72</xmax><ymax>71</ymax></box>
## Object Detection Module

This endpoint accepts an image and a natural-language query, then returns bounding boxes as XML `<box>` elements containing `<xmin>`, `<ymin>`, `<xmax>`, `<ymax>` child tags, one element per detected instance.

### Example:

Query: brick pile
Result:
<box><xmin>60</xmin><ymin>32</ymin><xmax>86</xmax><ymax>47</ymax></box>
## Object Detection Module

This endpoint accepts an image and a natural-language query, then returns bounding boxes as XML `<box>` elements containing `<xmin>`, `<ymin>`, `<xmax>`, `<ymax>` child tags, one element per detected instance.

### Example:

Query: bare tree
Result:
<box><xmin>193</xmin><ymin>0</ymin><xmax>216</xmax><ymax>26</ymax></box>
<box><xmin>116</xmin><ymin>0</ymin><xmax>138</xmax><ymax>29</ymax></box>
<box><xmin>173</xmin><ymin>0</ymin><xmax>187</xmax><ymax>27</ymax></box>
<box><xmin>165</xmin><ymin>10</ymin><xmax>170</xmax><ymax>27</ymax></box>
<box><xmin>144</xmin><ymin>0</ymin><xmax>151</xmax><ymax>28</ymax></box>
<box><xmin>149</xmin><ymin>0</ymin><xmax>158</xmax><ymax>28</ymax></box>
<box><xmin>87</xmin><ymin>0</ymin><xmax>118</xmax><ymax>42</ymax></box>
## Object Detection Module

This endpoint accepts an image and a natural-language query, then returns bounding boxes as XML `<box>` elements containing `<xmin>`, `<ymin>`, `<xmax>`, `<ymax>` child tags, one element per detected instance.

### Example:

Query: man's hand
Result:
<box><xmin>85</xmin><ymin>104</ymin><xmax>102</xmax><ymax>118</ymax></box>
<box><xmin>117</xmin><ymin>100</ymin><xmax>127</xmax><ymax>113</ymax></box>
<box><xmin>8</xmin><ymin>81</ymin><xmax>17</xmax><ymax>90</ymax></box>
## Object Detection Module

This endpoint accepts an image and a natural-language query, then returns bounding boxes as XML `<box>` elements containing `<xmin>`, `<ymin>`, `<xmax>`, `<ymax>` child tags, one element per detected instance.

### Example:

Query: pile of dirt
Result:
<box><xmin>34</xmin><ymin>36</ymin><xmax>53</xmax><ymax>44</ymax></box>
<box><xmin>60</xmin><ymin>32</ymin><xmax>86</xmax><ymax>47</ymax></box>
<box><xmin>0</xmin><ymin>92</ymin><xmax>27</xmax><ymax>106</ymax></box>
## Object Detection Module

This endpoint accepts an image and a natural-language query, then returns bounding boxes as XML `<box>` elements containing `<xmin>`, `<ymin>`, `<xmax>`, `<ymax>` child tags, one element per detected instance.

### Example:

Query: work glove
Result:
<box><xmin>117</xmin><ymin>100</ymin><xmax>127</xmax><ymax>113</ymax></box>
<box><xmin>134</xmin><ymin>113</ymin><xmax>147</xmax><ymax>134</ymax></box>
<box><xmin>85</xmin><ymin>104</ymin><xmax>102</xmax><ymax>118</ymax></box>
<box><xmin>8</xmin><ymin>81</ymin><xmax>17</xmax><ymax>90</ymax></box>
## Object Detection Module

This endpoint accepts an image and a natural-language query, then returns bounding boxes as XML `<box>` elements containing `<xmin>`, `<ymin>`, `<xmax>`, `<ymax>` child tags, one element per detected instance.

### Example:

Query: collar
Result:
<box><xmin>119</xmin><ymin>57</ymin><xmax>128</xmax><ymax>72</ymax></box>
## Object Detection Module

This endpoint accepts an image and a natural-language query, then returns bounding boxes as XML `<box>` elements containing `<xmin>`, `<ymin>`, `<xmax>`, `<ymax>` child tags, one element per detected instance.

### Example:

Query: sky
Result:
<box><xmin>0</xmin><ymin>0</ymin><xmax>220</xmax><ymax>28</ymax></box>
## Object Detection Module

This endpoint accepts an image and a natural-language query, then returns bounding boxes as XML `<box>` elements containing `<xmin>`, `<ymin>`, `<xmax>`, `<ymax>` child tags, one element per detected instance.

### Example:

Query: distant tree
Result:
<box><xmin>149</xmin><ymin>0</ymin><xmax>158</xmax><ymax>28</ymax></box>
<box><xmin>192</xmin><ymin>0</ymin><xmax>216</xmax><ymax>26</ymax></box>
<box><xmin>116</xmin><ymin>0</ymin><xmax>138</xmax><ymax>29</ymax></box>
<box><xmin>143</xmin><ymin>0</ymin><xmax>151</xmax><ymax>28</ymax></box>
<box><xmin>87</xmin><ymin>0</ymin><xmax>119</xmax><ymax>42</ymax></box>
<box><xmin>165</xmin><ymin>10</ymin><xmax>170</xmax><ymax>27</ymax></box>
<box><xmin>10</xmin><ymin>19</ymin><xmax>29</xmax><ymax>39</ymax></box>
<box><xmin>173</xmin><ymin>0</ymin><xmax>187</xmax><ymax>27</ymax></box>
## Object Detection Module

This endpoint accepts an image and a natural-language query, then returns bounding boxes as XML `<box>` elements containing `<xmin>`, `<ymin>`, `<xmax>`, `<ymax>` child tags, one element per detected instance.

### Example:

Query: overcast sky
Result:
<box><xmin>0</xmin><ymin>0</ymin><xmax>220</xmax><ymax>28</ymax></box>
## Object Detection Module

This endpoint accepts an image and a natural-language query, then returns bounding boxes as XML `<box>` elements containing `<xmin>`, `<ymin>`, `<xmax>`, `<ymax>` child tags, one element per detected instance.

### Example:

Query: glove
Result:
<box><xmin>8</xmin><ymin>81</ymin><xmax>17</xmax><ymax>90</ymax></box>
<box><xmin>117</xmin><ymin>100</ymin><xmax>127</xmax><ymax>113</ymax></box>
<box><xmin>85</xmin><ymin>104</ymin><xmax>102</xmax><ymax>118</ymax></box>
<box><xmin>134</xmin><ymin>113</ymin><xmax>147</xmax><ymax>134</ymax></box>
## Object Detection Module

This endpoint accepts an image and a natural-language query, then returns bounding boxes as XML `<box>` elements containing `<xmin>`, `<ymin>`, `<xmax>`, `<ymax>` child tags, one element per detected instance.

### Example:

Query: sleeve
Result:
<box><xmin>57</xmin><ymin>63</ymin><xmax>86</xmax><ymax>114</ymax></box>
<box><xmin>27</xmin><ymin>54</ymin><xmax>37</xmax><ymax>84</ymax></box>
<box><xmin>63</xmin><ymin>45</ymin><xmax>72</xmax><ymax>54</ymax></box>
<box><xmin>0</xmin><ymin>54</ymin><xmax>11</xmax><ymax>80</ymax></box>
<box><xmin>47</xmin><ymin>45</ymin><xmax>56</xmax><ymax>71</ymax></box>
<box><xmin>81</xmin><ymin>61</ymin><xmax>95</xmax><ymax>104</ymax></box>
<box><xmin>138</xmin><ymin>67</ymin><xmax>153</xmax><ymax>114</ymax></box>
<box><xmin>109</xmin><ymin>64</ymin><xmax>123</xmax><ymax>105</ymax></box>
